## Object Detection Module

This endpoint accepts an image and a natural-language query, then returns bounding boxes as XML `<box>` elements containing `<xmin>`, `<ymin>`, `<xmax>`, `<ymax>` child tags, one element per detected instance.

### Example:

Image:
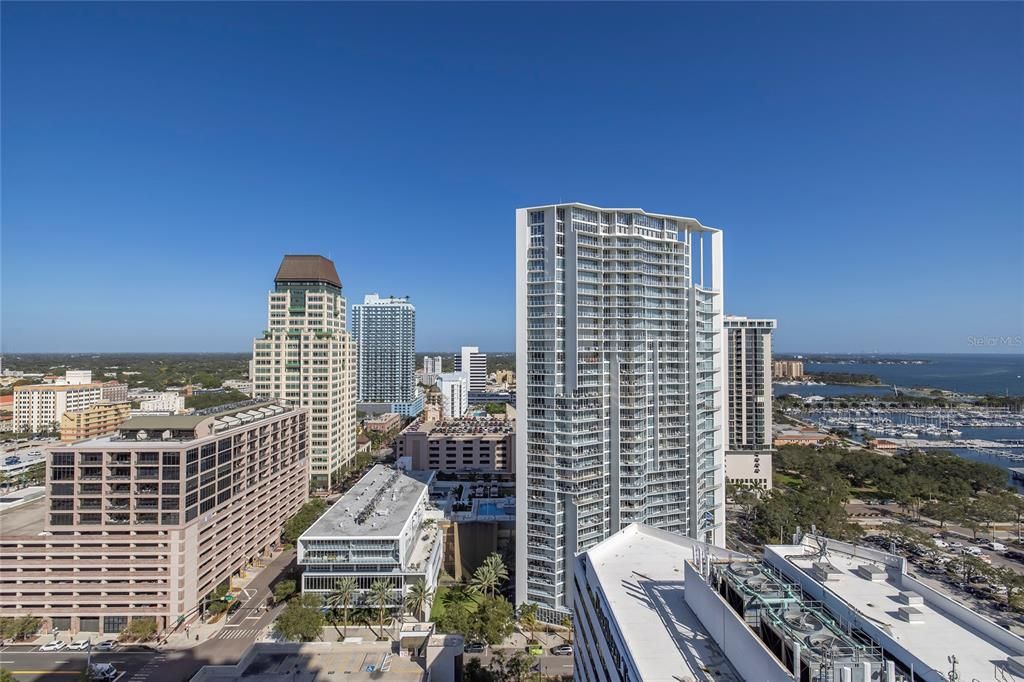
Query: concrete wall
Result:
<box><xmin>683</xmin><ymin>563</ymin><xmax>791</xmax><ymax>682</ymax></box>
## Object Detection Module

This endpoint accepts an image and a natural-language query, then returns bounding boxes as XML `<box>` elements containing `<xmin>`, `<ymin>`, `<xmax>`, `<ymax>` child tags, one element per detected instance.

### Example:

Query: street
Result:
<box><xmin>0</xmin><ymin>550</ymin><xmax>298</xmax><ymax>682</ymax></box>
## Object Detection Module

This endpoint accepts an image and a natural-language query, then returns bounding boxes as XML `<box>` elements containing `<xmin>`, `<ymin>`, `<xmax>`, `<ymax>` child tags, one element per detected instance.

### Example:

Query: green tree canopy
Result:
<box><xmin>276</xmin><ymin>594</ymin><xmax>324</xmax><ymax>642</ymax></box>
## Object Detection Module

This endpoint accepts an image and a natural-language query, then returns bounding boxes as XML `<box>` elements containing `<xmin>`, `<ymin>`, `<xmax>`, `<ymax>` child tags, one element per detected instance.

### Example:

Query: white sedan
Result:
<box><xmin>40</xmin><ymin>640</ymin><xmax>67</xmax><ymax>652</ymax></box>
<box><xmin>69</xmin><ymin>639</ymin><xmax>91</xmax><ymax>651</ymax></box>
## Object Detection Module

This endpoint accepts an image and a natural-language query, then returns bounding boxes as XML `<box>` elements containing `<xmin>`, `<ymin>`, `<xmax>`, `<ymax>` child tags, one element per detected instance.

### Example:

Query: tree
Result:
<box><xmin>464</xmin><ymin>658</ymin><xmax>497</xmax><ymax>682</ymax></box>
<box><xmin>471</xmin><ymin>553</ymin><xmax>508</xmax><ymax>599</ymax></box>
<box><xmin>276</xmin><ymin>593</ymin><xmax>324</xmax><ymax>642</ymax></box>
<box><xmin>518</xmin><ymin>602</ymin><xmax>539</xmax><ymax>644</ymax></box>
<box><xmin>273</xmin><ymin>579</ymin><xmax>297</xmax><ymax>604</ymax></box>
<box><xmin>472</xmin><ymin>596</ymin><xmax>515</xmax><ymax>646</ymax></box>
<box><xmin>489</xmin><ymin>650</ymin><xmax>538</xmax><ymax>682</ymax></box>
<box><xmin>368</xmin><ymin>579</ymin><xmax>394</xmax><ymax>640</ymax></box>
<box><xmin>560</xmin><ymin>614</ymin><xmax>573</xmax><ymax>645</ymax></box>
<box><xmin>0</xmin><ymin>616</ymin><xmax>41</xmax><ymax>641</ymax></box>
<box><xmin>1</xmin><ymin>669</ymin><xmax>17</xmax><ymax>682</ymax></box>
<box><xmin>281</xmin><ymin>499</ymin><xmax>328</xmax><ymax>545</ymax></box>
<box><xmin>993</xmin><ymin>567</ymin><xmax>1024</xmax><ymax>609</ymax></box>
<box><xmin>120</xmin><ymin>618</ymin><xmax>157</xmax><ymax>642</ymax></box>
<box><xmin>1009</xmin><ymin>495</ymin><xmax>1024</xmax><ymax>543</ymax></box>
<box><xmin>921</xmin><ymin>500</ymin><xmax>963</xmax><ymax>529</ymax></box>
<box><xmin>326</xmin><ymin>577</ymin><xmax>359</xmax><ymax>639</ymax></box>
<box><xmin>404</xmin><ymin>579</ymin><xmax>434</xmax><ymax>622</ymax></box>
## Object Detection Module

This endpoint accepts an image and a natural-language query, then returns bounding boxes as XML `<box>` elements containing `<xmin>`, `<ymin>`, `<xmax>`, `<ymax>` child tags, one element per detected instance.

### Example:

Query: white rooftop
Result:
<box><xmin>768</xmin><ymin>538</ymin><xmax>1024</xmax><ymax>682</ymax></box>
<box><xmin>581</xmin><ymin>524</ymin><xmax>745</xmax><ymax>682</ymax></box>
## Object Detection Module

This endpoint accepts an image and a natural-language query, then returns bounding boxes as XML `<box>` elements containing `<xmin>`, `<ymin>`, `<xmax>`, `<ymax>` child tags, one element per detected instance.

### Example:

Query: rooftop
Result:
<box><xmin>0</xmin><ymin>493</ymin><xmax>47</xmax><ymax>535</ymax></box>
<box><xmin>581</xmin><ymin>524</ymin><xmax>746</xmax><ymax>682</ymax></box>
<box><xmin>190</xmin><ymin>642</ymin><xmax>430</xmax><ymax>682</ymax></box>
<box><xmin>767</xmin><ymin>536</ymin><xmax>1024</xmax><ymax>682</ymax></box>
<box><xmin>274</xmin><ymin>254</ymin><xmax>341</xmax><ymax>289</ymax></box>
<box><xmin>406</xmin><ymin>417</ymin><xmax>513</xmax><ymax>437</ymax></box>
<box><xmin>302</xmin><ymin>465</ymin><xmax>434</xmax><ymax>539</ymax></box>
<box><xmin>73</xmin><ymin>401</ymin><xmax>290</xmax><ymax>445</ymax></box>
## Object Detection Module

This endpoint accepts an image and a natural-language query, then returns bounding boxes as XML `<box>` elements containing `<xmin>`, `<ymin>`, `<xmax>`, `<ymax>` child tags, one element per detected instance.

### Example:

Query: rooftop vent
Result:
<box><xmin>897</xmin><ymin>606</ymin><xmax>923</xmax><ymax>623</ymax></box>
<box><xmin>896</xmin><ymin>591</ymin><xmax>923</xmax><ymax>606</ymax></box>
<box><xmin>855</xmin><ymin>563</ymin><xmax>887</xmax><ymax>581</ymax></box>
<box><xmin>811</xmin><ymin>561</ymin><xmax>842</xmax><ymax>582</ymax></box>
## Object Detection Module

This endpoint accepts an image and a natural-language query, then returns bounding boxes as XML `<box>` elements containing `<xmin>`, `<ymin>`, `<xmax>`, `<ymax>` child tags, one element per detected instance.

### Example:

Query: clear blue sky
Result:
<box><xmin>3</xmin><ymin>2</ymin><xmax>1021</xmax><ymax>353</ymax></box>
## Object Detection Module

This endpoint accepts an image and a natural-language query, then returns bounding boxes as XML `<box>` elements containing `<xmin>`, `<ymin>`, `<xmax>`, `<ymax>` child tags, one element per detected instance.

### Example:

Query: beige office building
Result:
<box><xmin>60</xmin><ymin>401</ymin><xmax>131</xmax><ymax>442</ymax></box>
<box><xmin>724</xmin><ymin>316</ymin><xmax>776</xmax><ymax>490</ymax></box>
<box><xmin>14</xmin><ymin>382</ymin><xmax>104</xmax><ymax>433</ymax></box>
<box><xmin>395</xmin><ymin>417</ymin><xmax>515</xmax><ymax>474</ymax></box>
<box><xmin>0</xmin><ymin>402</ymin><xmax>308</xmax><ymax>635</ymax></box>
<box><xmin>252</xmin><ymin>255</ymin><xmax>357</xmax><ymax>491</ymax></box>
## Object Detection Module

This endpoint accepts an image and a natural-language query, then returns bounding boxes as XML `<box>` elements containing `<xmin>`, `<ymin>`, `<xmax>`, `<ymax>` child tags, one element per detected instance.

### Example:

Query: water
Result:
<box><xmin>775</xmin><ymin>353</ymin><xmax>1024</xmax><ymax>397</ymax></box>
<box><xmin>477</xmin><ymin>502</ymin><xmax>513</xmax><ymax>516</ymax></box>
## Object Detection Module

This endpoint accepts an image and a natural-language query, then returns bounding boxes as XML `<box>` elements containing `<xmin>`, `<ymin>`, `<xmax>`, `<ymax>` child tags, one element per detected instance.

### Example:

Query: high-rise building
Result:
<box><xmin>14</xmin><ymin>382</ymin><xmax>104</xmax><ymax>433</ymax></box>
<box><xmin>435</xmin><ymin>371</ymin><xmax>468</xmax><ymax>419</ymax></box>
<box><xmin>515</xmin><ymin>203</ymin><xmax>726</xmax><ymax>622</ymax></box>
<box><xmin>423</xmin><ymin>356</ymin><xmax>443</xmax><ymax>376</ymax></box>
<box><xmin>724</xmin><ymin>316</ymin><xmax>777</xmax><ymax>490</ymax></box>
<box><xmin>0</xmin><ymin>401</ymin><xmax>308</xmax><ymax>635</ymax></box>
<box><xmin>351</xmin><ymin>294</ymin><xmax>421</xmax><ymax>417</ymax></box>
<box><xmin>453</xmin><ymin>346</ymin><xmax>487</xmax><ymax>392</ymax></box>
<box><xmin>252</xmin><ymin>255</ymin><xmax>357</xmax><ymax>491</ymax></box>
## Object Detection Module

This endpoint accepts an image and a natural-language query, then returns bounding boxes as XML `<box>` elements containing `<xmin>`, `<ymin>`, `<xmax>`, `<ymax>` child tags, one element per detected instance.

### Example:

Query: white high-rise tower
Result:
<box><xmin>351</xmin><ymin>294</ymin><xmax>422</xmax><ymax>417</ymax></box>
<box><xmin>514</xmin><ymin>203</ymin><xmax>726</xmax><ymax>622</ymax></box>
<box><xmin>252</xmin><ymin>255</ymin><xmax>357</xmax><ymax>492</ymax></box>
<box><xmin>453</xmin><ymin>346</ymin><xmax>487</xmax><ymax>392</ymax></box>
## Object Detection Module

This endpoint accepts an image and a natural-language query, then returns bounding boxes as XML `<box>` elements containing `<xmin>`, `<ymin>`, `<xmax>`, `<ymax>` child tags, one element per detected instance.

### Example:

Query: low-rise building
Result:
<box><xmin>365</xmin><ymin>412</ymin><xmax>402</xmax><ymax>433</ymax></box>
<box><xmin>298</xmin><ymin>465</ymin><xmax>443</xmax><ymax>617</ymax></box>
<box><xmin>395</xmin><ymin>417</ymin><xmax>515</xmax><ymax>474</ymax></box>
<box><xmin>772</xmin><ymin>425</ymin><xmax>836</xmax><ymax>447</ymax></box>
<box><xmin>190</xmin><ymin>634</ymin><xmax>464</xmax><ymax>682</ymax></box>
<box><xmin>138</xmin><ymin>391</ymin><xmax>186</xmax><ymax>413</ymax></box>
<box><xmin>14</xmin><ymin>382</ymin><xmax>104</xmax><ymax>433</ymax></box>
<box><xmin>100</xmin><ymin>381</ymin><xmax>129</xmax><ymax>404</ymax></box>
<box><xmin>0</xmin><ymin>401</ymin><xmax>308</xmax><ymax>635</ymax></box>
<box><xmin>59</xmin><ymin>401</ymin><xmax>131</xmax><ymax>442</ymax></box>
<box><xmin>221</xmin><ymin>379</ymin><xmax>253</xmax><ymax>395</ymax></box>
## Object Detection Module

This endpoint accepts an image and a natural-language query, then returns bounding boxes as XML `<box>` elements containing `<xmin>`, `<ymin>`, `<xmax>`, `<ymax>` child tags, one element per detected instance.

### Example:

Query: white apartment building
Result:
<box><xmin>138</xmin><ymin>392</ymin><xmax>186</xmax><ymax>414</ymax></box>
<box><xmin>252</xmin><ymin>255</ymin><xmax>357</xmax><ymax>491</ymax></box>
<box><xmin>14</xmin><ymin>382</ymin><xmax>104</xmax><ymax>433</ymax></box>
<box><xmin>435</xmin><ymin>372</ymin><xmax>468</xmax><ymax>419</ymax></box>
<box><xmin>515</xmin><ymin>203</ymin><xmax>726</xmax><ymax>622</ymax></box>
<box><xmin>423</xmin><ymin>356</ymin><xmax>442</xmax><ymax>376</ymax></box>
<box><xmin>64</xmin><ymin>370</ymin><xmax>93</xmax><ymax>385</ymax></box>
<box><xmin>298</xmin><ymin>465</ymin><xmax>443</xmax><ymax>618</ymax></box>
<box><xmin>724</xmin><ymin>316</ymin><xmax>777</xmax><ymax>490</ymax></box>
<box><xmin>453</xmin><ymin>346</ymin><xmax>487</xmax><ymax>392</ymax></box>
<box><xmin>352</xmin><ymin>294</ymin><xmax>421</xmax><ymax>417</ymax></box>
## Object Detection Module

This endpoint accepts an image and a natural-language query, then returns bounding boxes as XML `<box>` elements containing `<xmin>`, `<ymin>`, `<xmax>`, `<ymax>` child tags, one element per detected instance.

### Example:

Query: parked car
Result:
<box><xmin>465</xmin><ymin>642</ymin><xmax>487</xmax><ymax>654</ymax></box>
<box><xmin>1005</xmin><ymin>550</ymin><xmax>1024</xmax><ymax>561</ymax></box>
<box><xmin>950</xmin><ymin>541</ymin><xmax>964</xmax><ymax>549</ymax></box>
<box><xmin>93</xmin><ymin>640</ymin><xmax>118</xmax><ymax>652</ymax></box>
<box><xmin>40</xmin><ymin>640</ymin><xmax>67</xmax><ymax>652</ymax></box>
<box><xmin>551</xmin><ymin>644</ymin><xmax>574</xmax><ymax>656</ymax></box>
<box><xmin>987</xmin><ymin>542</ymin><xmax>1007</xmax><ymax>552</ymax></box>
<box><xmin>933</xmin><ymin>539</ymin><xmax>949</xmax><ymax>549</ymax></box>
<box><xmin>964</xmin><ymin>546</ymin><xmax>984</xmax><ymax>556</ymax></box>
<box><xmin>88</xmin><ymin>663</ymin><xmax>118</xmax><ymax>681</ymax></box>
<box><xmin>68</xmin><ymin>639</ymin><xmax>91</xmax><ymax>651</ymax></box>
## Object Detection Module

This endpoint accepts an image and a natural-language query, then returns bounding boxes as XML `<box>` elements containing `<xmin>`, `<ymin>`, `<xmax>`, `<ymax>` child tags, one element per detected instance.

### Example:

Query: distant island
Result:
<box><xmin>805</xmin><ymin>371</ymin><xmax>883</xmax><ymax>386</ymax></box>
<box><xmin>780</xmin><ymin>355</ymin><xmax>930</xmax><ymax>366</ymax></box>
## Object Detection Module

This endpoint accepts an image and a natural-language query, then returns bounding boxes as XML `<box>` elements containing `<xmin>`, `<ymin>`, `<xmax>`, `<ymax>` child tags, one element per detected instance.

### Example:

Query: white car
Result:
<box><xmin>93</xmin><ymin>639</ymin><xmax>118</xmax><ymax>652</ymax></box>
<box><xmin>40</xmin><ymin>640</ymin><xmax>67</xmax><ymax>652</ymax></box>
<box><xmin>933</xmin><ymin>539</ymin><xmax>949</xmax><ymax>548</ymax></box>
<box><xmin>69</xmin><ymin>639</ymin><xmax>91</xmax><ymax>651</ymax></box>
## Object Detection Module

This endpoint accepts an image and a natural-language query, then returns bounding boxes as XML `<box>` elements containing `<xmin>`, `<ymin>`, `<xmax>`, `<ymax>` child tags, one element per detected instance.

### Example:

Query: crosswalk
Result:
<box><xmin>128</xmin><ymin>653</ymin><xmax>166</xmax><ymax>681</ymax></box>
<box><xmin>215</xmin><ymin>628</ymin><xmax>261</xmax><ymax>640</ymax></box>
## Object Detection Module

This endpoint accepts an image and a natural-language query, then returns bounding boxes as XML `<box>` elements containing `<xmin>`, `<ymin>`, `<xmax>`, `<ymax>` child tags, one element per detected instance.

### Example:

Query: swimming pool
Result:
<box><xmin>477</xmin><ymin>502</ymin><xmax>513</xmax><ymax>516</ymax></box>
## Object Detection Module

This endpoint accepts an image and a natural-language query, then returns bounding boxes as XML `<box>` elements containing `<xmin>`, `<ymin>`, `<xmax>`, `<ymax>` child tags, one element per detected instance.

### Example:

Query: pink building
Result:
<box><xmin>0</xmin><ymin>401</ymin><xmax>309</xmax><ymax>635</ymax></box>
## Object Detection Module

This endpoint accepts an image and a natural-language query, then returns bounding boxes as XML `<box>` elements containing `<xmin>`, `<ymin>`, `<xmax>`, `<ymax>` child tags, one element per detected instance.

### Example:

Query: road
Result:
<box><xmin>467</xmin><ymin>649</ymin><xmax>574</xmax><ymax>677</ymax></box>
<box><xmin>0</xmin><ymin>551</ymin><xmax>298</xmax><ymax>682</ymax></box>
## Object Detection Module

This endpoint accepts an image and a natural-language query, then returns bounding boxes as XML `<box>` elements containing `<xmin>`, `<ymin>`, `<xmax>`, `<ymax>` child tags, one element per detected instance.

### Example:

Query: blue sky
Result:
<box><xmin>2</xmin><ymin>2</ymin><xmax>1021</xmax><ymax>353</ymax></box>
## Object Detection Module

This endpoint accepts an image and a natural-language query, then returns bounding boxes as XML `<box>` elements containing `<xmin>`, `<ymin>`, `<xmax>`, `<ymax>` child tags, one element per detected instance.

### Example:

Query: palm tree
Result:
<box><xmin>518</xmin><ymin>602</ymin><xmax>539</xmax><ymax>644</ymax></box>
<box><xmin>368</xmin><ymin>579</ymin><xmax>393</xmax><ymax>640</ymax></box>
<box><xmin>326</xmin><ymin>577</ymin><xmax>359</xmax><ymax>639</ymax></box>
<box><xmin>482</xmin><ymin>553</ymin><xmax>509</xmax><ymax>589</ymax></box>
<box><xmin>403</xmin><ymin>579</ymin><xmax>434</xmax><ymax>622</ymax></box>
<box><xmin>470</xmin><ymin>564</ymin><xmax>499</xmax><ymax>599</ymax></box>
<box><xmin>560</xmin><ymin>614</ymin><xmax>573</xmax><ymax>645</ymax></box>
